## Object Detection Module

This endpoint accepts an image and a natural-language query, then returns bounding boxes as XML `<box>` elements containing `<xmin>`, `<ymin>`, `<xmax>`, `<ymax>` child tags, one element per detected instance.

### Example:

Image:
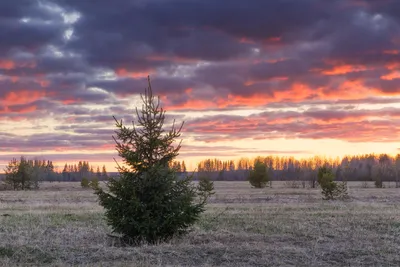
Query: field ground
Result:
<box><xmin>0</xmin><ymin>181</ymin><xmax>400</xmax><ymax>266</ymax></box>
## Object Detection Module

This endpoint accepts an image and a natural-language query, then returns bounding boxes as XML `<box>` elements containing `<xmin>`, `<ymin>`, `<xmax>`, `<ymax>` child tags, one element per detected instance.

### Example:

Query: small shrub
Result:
<box><xmin>318</xmin><ymin>167</ymin><xmax>348</xmax><ymax>200</ymax></box>
<box><xmin>89</xmin><ymin>177</ymin><xmax>99</xmax><ymax>189</ymax></box>
<box><xmin>317</xmin><ymin>166</ymin><xmax>331</xmax><ymax>184</ymax></box>
<box><xmin>80</xmin><ymin>177</ymin><xmax>90</xmax><ymax>188</ymax></box>
<box><xmin>248</xmin><ymin>161</ymin><xmax>269</xmax><ymax>188</ymax></box>
<box><xmin>374</xmin><ymin>179</ymin><xmax>383</xmax><ymax>188</ymax></box>
<box><xmin>0</xmin><ymin>183</ymin><xmax>13</xmax><ymax>191</ymax></box>
<box><xmin>198</xmin><ymin>176</ymin><xmax>215</xmax><ymax>199</ymax></box>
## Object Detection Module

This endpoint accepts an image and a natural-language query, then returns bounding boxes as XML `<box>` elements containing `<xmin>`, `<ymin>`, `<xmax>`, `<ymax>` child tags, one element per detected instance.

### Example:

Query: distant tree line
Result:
<box><xmin>169</xmin><ymin>160</ymin><xmax>187</xmax><ymax>173</ymax></box>
<box><xmin>62</xmin><ymin>161</ymin><xmax>108</xmax><ymax>181</ymax></box>
<box><xmin>3</xmin><ymin>157</ymin><xmax>55</xmax><ymax>190</ymax></box>
<box><xmin>194</xmin><ymin>154</ymin><xmax>400</xmax><ymax>187</ymax></box>
<box><xmin>1</xmin><ymin>157</ymin><xmax>109</xmax><ymax>190</ymax></box>
<box><xmin>3</xmin><ymin>153</ymin><xmax>400</xmax><ymax>189</ymax></box>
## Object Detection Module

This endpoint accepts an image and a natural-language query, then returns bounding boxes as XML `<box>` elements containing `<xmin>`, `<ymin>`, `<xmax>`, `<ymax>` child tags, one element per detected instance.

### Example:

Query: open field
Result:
<box><xmin>0</xmin><ymin>182</ymin><xmax>400</xmax><ymax>266</ymax></box>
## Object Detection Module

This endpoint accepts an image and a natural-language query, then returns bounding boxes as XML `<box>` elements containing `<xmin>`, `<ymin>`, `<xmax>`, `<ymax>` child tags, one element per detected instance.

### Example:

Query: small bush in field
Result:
<box><xmin>0</xmin><ymin>183</ymin><xmax>13</xmax><ymax>191</ymax></box>
<box><xmin>81</xmin><ymin>177</ymin><xmax>90</xmax><ymax>188</ymax></box>
<box><xmin>374</xmin><ymin>179</ymin><xmax>383</xmax><ymax>188</ymax></box>
<box><xmin>89</xmin><ymin>177</ymin><xmax>99</xmax><ymax>189</ymax></box>
<box><xmin>248</xmin><ymin>161</ymin><xmax>269</xmax><ymax>188</ymax></box>
<box><xmin>318</xmin><ymin>167</ymin><xmax>348</xmax><ymax>200</ymax></box>
<box><xmin>198</xmin><ymin>176</ymin><xmax>215</xmax><ymax>199</ymax></box>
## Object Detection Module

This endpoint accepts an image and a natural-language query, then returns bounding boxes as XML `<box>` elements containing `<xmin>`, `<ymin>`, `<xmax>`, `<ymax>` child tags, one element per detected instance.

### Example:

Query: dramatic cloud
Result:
<box><xmin>1</xmin><ymin>0</ymin><xmax>400</xmax><ymax>170</ymax></box>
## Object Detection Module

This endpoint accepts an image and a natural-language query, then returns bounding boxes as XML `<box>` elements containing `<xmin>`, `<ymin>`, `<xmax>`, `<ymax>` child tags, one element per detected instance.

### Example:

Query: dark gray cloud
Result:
<box><xmin>1</xmin><ymin>0</ymin><xmax>400</xmax><ymax>158</ymax></box>
<box><xmin>89</xmin><ymin>76</ymin><xmax>197</xmax><ymax>96</ymax></box>
<box><xmin>0</xmin><ymin>0</ymin><xmax>66</xmax><ymax>55</ymax></box>
<box><xmin>0</xmin><ymin>131</ymin><xmax>115</xmax><ymax>153</ymax></box>
<box><xmin>2</xmin><ymin>0</ymin><xmax>400</xmax><ymax>103</ymax></box>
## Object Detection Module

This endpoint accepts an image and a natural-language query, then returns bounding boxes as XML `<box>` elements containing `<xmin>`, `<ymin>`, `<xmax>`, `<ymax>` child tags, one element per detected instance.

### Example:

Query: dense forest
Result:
<box><xmin>61</xmin><ymin>161</ymin><xmax>108</xmax><ymax>181</ymax></box>
<box><xmin>1</xmin><ymin>153</ymin><xmax>399</xmax><ymax>187</ymax></box>
<box><xmin>0</xmin><ymin>157</ymin><xmax>109</xmax><ymax>183</ymax></box>
<box><xmin>193</xmin><ymin>153</ymin><xmax>400</xmax><ymax>187</ymax></box>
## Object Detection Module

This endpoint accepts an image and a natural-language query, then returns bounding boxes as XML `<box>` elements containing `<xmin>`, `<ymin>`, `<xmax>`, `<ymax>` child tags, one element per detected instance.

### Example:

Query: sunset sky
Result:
<box><xmin>1</xmin><ymin>0</ymin><xmax>400</xmax><ymax>172</ymax></box>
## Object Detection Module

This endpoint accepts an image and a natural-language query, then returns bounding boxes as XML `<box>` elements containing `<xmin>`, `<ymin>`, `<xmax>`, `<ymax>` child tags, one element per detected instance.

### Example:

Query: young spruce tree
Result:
<box><xmin>95</xmin><ymin>76</ymin><xmax>213</xmax><ymax>245</ymax></box>
<box><xmin>317</xmin><ymin>166</ymin><xmax>348</xmax><ymax>200</ymax></box>
<box><xmin>248</xmin><ymin>160</ymin><xmax>269</xmax><ymax>188</ymax></box>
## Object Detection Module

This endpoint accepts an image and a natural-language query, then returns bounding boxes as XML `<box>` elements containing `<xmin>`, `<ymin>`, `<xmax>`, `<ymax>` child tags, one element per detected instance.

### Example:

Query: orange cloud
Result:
<box><xmin>99</xmin><ymin>144</ymin><xmax>116</xmax><ymax>150</ymax></box>
<box><xmin>9</xmin><ymin>105</ymin><xmax>37</xmax><ymax>113</ymax></box>
<box><xmin>223</xmin><ymin>94</ymin><xmax>269</xmax><ymax>107</ymax></box>
<box><xmin>0</xmin><ymin>60</ymin><xmax>16</xmax><ymax>70</ymax></box>
<box><xmin>161</xmin><ymin>71</ymin><xmax>400</xmax><ymax>112</ymax></box>
<box><xmin>386</xmin><ymin>62</ymin><xmax>400</xmax><ymax>70</ymax></box>
<box><xmin>274</xmin><ymin>83</ymin><xmax>315</xmax><ymax>102</ymax></box>
<box><xmin>2</xmin><ymin>90</ymin><xmax>46</xmax><ymax>105</ymax></box>
<box><xmin>320</xmin><ymin>64</ymin><xmax>371</xmax><ymax>75</ymax></box>
<box><xmin>383</xmin><ymin>50</ymin><xmax>400</xmax><ymax>55</ymax></box>
<box><xmin>321</xmin><ymin>79</ymin><xmax>377</xmax><ymax>99</ymax></box>
<box><xmin>165</xmin><ymin>81</ymin><xmax>350</xmax><ymax>111</ymax></box>
<box><xmin>0</xmin><ymin>60</ymin><xmax>36</xmax><ymax>70</ymax></box>
<box><xmin>62</xmin><ymin>99</ymin><xmax>81</xmax><ymax>105</ymax></box>
<box><xmin>244</xmin><ymin>76</ymin><xmax>288</xmax><ymax>86</ymax></box>
<box><xmin>187</xmin><ymin>110</ymin><xmax>400</xmax><ymax>143</ymax></box>
<box><xmin>381</xmin><ymin>71</ymin><xmax>400</xmax><ymax>80</ymax></box>
<box><xmin>116</xmin><ymin>69</ymin><xmax>153</xmax><ymax>78</ymax></box>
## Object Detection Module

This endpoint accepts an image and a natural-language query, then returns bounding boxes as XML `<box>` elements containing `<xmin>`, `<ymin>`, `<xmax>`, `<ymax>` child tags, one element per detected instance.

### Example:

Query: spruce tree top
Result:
<box><xmin>113</xmin><ymin>76</ymin><xmax>183</xmax><ymax>173</ymax></box>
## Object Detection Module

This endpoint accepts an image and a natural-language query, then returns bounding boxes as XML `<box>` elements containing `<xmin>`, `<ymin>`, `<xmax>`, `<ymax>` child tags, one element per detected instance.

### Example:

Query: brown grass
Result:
<box><xmin>0</xmin><ymin>181</ymin><xmax>400</xmax><ymax>266</ymax></box>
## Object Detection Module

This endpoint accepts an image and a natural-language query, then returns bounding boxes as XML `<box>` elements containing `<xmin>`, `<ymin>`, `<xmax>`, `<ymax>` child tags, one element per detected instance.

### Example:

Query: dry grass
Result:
<box><xmin>0</xmin><ymin>181</ymin><xmax>400</xmax><ymax>266</ymax></box>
